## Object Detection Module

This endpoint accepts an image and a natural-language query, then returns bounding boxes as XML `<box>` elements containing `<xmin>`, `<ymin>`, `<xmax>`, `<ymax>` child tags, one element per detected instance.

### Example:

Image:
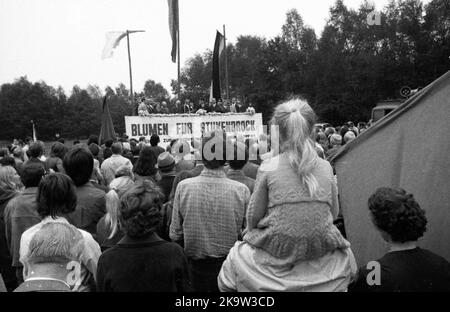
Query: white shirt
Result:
<box><xmin>218</xmin><ymin>241</ymin><xmax>357</xmax><ymax>292</ymax></box>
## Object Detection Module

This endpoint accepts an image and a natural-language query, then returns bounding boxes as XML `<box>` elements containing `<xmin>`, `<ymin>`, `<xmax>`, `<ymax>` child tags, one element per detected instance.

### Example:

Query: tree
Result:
<box><xmin>1</xmin><ymin>0</ymin><xmax>448</xmax><ymax>139</ymax></box>
<box><xmin>172</xmin><ymin>51</ymin><xmax>213</xmax><ymax>103</ymax></box>
<box><xmin>143</xmin><ymin>79</ymin><xmax>170</xmax><ymax>102</ymax></box>
<box><xmin>422</xmin><ymin>0</ymin><xmax>450</xmax><ymax>81</ymax></box>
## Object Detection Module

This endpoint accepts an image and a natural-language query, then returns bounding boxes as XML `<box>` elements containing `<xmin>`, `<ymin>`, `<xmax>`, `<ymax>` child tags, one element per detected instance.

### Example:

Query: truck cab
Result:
<box><xmin>371</xmin><ymin>100</ymin><xmax>403</xmax><ymax>123</ymax></box>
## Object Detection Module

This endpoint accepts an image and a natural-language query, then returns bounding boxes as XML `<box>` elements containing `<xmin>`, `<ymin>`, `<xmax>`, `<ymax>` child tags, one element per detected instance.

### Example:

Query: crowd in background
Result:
<box><xmin>138</xmin><ymin>97</ymin><xmax>256</xmax><ymax>116</ymax></box>
<box><xmin>313</xmin><ymin>121</ymin><xmax>368</xmax><ymax>160</ymax></box>
<box><xmin>0</xmin><ymin>99</ymin><xmax>449</xmax><ymax>293</ymax></box>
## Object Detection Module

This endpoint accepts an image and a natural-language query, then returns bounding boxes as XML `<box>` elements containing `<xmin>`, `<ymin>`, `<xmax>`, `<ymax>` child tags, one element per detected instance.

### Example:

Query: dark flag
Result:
<box><xmin>168</xmin><ymin>0</ymin><xmax>179</xmax><ymax>63</ymax></box>
<box><xmin>211</xmin><ymin>31</ymin><xmax>225</xmax><ymax>101</ymax></box>
<box><xmin>99</xmin><ymin>96</ymin><xmax>117</xmax><ymax>145</ymax></box>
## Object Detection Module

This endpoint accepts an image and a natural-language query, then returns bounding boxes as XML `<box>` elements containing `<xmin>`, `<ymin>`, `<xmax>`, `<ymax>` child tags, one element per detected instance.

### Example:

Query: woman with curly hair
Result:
<box><xmin>96</xmin><ymin>180</ymin><xmax>191</xmax><ymax>292</ymax></box>
<box><xmin>350</xmin><ymin>187</ymin><xmax>450</xmax><ymax>292</ymax></box>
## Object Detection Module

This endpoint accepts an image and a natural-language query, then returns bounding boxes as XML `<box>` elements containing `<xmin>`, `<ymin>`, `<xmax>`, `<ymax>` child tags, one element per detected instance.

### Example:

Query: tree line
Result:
<box><xmin>176</xmin><ymin>0</ymin><xmax>450</xmax><ymax>124</ymax></box>
<box><xmin>0</xmin><ymin>0</ymin><xmax>448</xmax><ymax>140</ymax></box>
<box><xmin>0</xmin><ymin>79</ymin><xmax>168</xmax><ymax>140</ymax></box>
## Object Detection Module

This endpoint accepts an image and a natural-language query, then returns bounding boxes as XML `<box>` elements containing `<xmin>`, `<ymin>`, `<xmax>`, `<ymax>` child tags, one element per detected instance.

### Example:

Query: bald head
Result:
<box><xmin>111</xmin><ymin>142</ymin><xmax>123</xmax><ymax>155</ymax></box>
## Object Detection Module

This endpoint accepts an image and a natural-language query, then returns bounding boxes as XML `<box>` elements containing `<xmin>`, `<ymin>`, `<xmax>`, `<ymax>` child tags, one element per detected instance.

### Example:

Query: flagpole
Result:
<box><xmin>223</xmin><ymin>25</ymin><xmax>229</xmax><ymax>100</ymax></box>
<box><xmin>177</xmin><ymin>3</ymin><xmax>181</xmax><ymax>98</ymax></box>
<box><xmin>125</xmin><ymin>30</ymin><xmax>145</xmax><ymax>116</ymax></box>
<box><xmin>126</xmin><ymin>30</ymin><xmax>135</xmax><ymax>115</ymax></box>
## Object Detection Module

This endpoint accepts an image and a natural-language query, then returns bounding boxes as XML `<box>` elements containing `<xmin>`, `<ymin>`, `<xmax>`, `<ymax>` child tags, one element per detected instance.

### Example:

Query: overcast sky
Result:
<box><xmin>0</xmin><ymin>0</ymin><xmax>423</xmax><ymax>96</ymax></box>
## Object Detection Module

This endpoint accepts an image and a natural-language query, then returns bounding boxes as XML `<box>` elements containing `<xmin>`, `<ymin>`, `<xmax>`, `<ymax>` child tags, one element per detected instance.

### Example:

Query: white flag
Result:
<box><xmin>31</xmin><ymin>121</ymin><xmax>37</xmax><ymax>141</ymax></box>
<box><xmin>101</xmin><ymin>31</ymin><xmax>127</xmax><ymax>59</ymax></box>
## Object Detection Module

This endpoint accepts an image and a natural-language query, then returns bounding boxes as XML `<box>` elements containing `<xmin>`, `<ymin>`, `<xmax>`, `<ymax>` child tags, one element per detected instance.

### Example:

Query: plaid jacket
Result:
<box><xmin>170</xmin><ymin>168</ymin><xmax>250</xmax><ymax>260</ymax></box>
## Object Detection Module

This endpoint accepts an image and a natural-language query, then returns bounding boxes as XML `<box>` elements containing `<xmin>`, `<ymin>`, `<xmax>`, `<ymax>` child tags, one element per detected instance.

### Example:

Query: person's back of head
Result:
<box><xmin>340</xmin><ymin>125</ymin><xmax>349</xmax><ymax>138</ymax></box>
<box><xmin>111</xmin><ymin>142</ymin><xmax>123</xmax><ymax>155</ymax></box>
<box><xmin>228</xmin><ymin>142</ymin><xmax>249</xmax><ymax>171</ymax></box>
<box><xmin>106</xmin><ymin>171</ymin><xmax>135</xmax><ymax>238</ymax></box>
<box><xmin>271</xmin><ymin>98</ymin><xmax>319</xmax><ymax>196</ymax></box>
<box><xmin>26</xmin><ymin>222</ymin><xmax>83</xmax><ymax>266</ymax></box>
<box><xmin>114</xmin><ymin>164</ymin><xmax>134</xmax><ymax>180</ymax></box>
<box><xmin>202</xmin><ymin>130</ymin><xmax>227</xmax><ymax>169</ymax></box>
<box><xmin>105</xmin><ymin>190</ymin><xmax>121</xmax><ymax>239</ymax></box>
<box><xmin>0</xmin><ymin>166</ymin><xmax>20</xmax><ymax>192</ymax></box>
<box><xmin>88</xmin><ymin>143</ymin><xmax>100</xmax><ymax>158</ymax></box>
<box><xmin>37</xmin><ymin>173</ymin><xmax>77</xmax><ymax>218</ymax></box>
<box><xmin>324</xmin><ymin>127</ymin><xmax>335</xmax><ymax>137</ymax></box>
<box><xmin>50</xmin><ymin>142</ymin><xmax>67</xmax><ymax>160</ymax></box>
<box><xmin>0</xmin><ymin>156</ymin><xmax>16</xmax><ymax>168</ymax></box>
<box><xmin>24</xmin><ymin>137</ymin><xmax>32</xmax><ymax>144</ymax></box>
<box><xmin>13</xmin><ymin>148</ymin><xmax>23</xmax><ymax>160</ymax></box>
<box><xmin>21</xmin><ymin>162</ymin><xmax>46</xmax><ymax>188</ymax></box>
<box><xmin>316</xmin><ymin>131</ymin><xmax>327</xmax><ymax>144</ymax></box>
<box><xmin>103</xmin><ymin>147</ymin><xmax>113</xmax><ymax>160</ymax></box>
<box><xmin>134</xmin><ymin>146</ymin><xmax>157</xmax><ymax>177</ymax></box>
<box><xmin>150</xmin><ymin>134</ymin><xmax>160</xmax><ymax>147</ymax></box>
<box><xmin>87</xmin><ymin>135</ymin><xmax>99</xmax><ymax>146</ymax></box>
<box><xmin>28</xmin><ymin>141</ymin><xmax>45</xmax><ymax>159</ymax></box>
<box><xmin>63</xmin><ymin>146</ymin><xmax>94</xmax><ymax>187</ymax></box>
<box><xmin>0</xmin><ymin>147</ymin><xmax>9</xmax><ymax>158</ymax></box>
<box><xmin>131</xmin><ymin>142</ymin><xmax>140</xmax><ymax>156</ymax></box>
<box><xmin>343</xmin><ymin>131</ymin><xmax>356</xmax><ymax>144</ymax></box>
<box><xmin>119</xmin><ymin>181</ymin><xmax>164</xmax><ymax>238</ymax></box>
<box><xmin>329</xmin><ymin>134</ymin><xmax>342</xmax><ymax>147</ymax></box>
<box><xmin>104</xmin><ymin>139</ymin><xmax>114</xmax><ymax>149</ymax></box>
<box><xmin>368</xmin><ymin>187</ymin><xmax>427</xmax><ymax>244</ymax></box>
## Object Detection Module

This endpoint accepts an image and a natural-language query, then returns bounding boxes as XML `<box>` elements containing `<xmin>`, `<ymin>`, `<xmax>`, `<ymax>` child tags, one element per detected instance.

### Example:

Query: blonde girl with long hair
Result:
<box><xmin>96</xmin><ymin>166</ymin><xmax>135</xmax><ymax>251</ymax></box>
<box><xmin>244</xmin><ymin>98</ymin><xmax>351</xmax><ymax>263</ymax></box>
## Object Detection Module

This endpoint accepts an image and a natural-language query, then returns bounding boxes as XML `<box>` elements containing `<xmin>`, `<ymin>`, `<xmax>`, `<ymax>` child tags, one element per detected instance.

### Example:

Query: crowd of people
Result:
<box><xmin>313</xmin><ymin>121</ymin><xmax>368</xmax><ymax>160</ymax></box>
<box><xmin>138</xmin><ymin>97</ymin><xmax>255</xmax><ymax>116</ymax></box>
<box><xmin>0</xmin><ymin>98</ymin><xmax>449</xmax><ymax>292</ymax></box>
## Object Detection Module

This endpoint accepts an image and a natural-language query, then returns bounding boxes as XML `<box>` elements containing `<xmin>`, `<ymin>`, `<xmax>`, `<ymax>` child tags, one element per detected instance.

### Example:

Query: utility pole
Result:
<box><xmin>223</xmin><ymin>24</ymin><xmax>229</xmax><ymax>100</ymax></box>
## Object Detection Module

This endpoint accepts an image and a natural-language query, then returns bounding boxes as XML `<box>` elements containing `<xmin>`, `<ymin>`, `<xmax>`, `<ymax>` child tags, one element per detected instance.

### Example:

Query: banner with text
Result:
<box><xmin>125</xmin><ymin>113</ymin><xmax>264</xmax><ymax>145</ymax></box>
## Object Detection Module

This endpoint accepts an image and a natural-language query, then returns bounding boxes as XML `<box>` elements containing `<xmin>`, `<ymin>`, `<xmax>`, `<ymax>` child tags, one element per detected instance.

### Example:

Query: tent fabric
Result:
<box><xmin>99</xmin><ymin>96</ymin><xmax>117</xmax><ymax>145</ymax></box>
<box><xmin>330</xmin><ymin>71</ymin><xmax>450</xmax><ymax>266</ymax></box>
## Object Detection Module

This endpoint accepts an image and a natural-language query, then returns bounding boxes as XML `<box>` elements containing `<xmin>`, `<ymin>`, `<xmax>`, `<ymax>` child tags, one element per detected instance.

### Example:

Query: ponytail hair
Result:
<box><xmin>105</xmin><ymin>190</ymin><xmax>121</xmax><ymax>239</ymax></box>
<box><xmin>271</xmin><ymin>98</ymin><xmax>319</xmax><ymax>197</ymax></box>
